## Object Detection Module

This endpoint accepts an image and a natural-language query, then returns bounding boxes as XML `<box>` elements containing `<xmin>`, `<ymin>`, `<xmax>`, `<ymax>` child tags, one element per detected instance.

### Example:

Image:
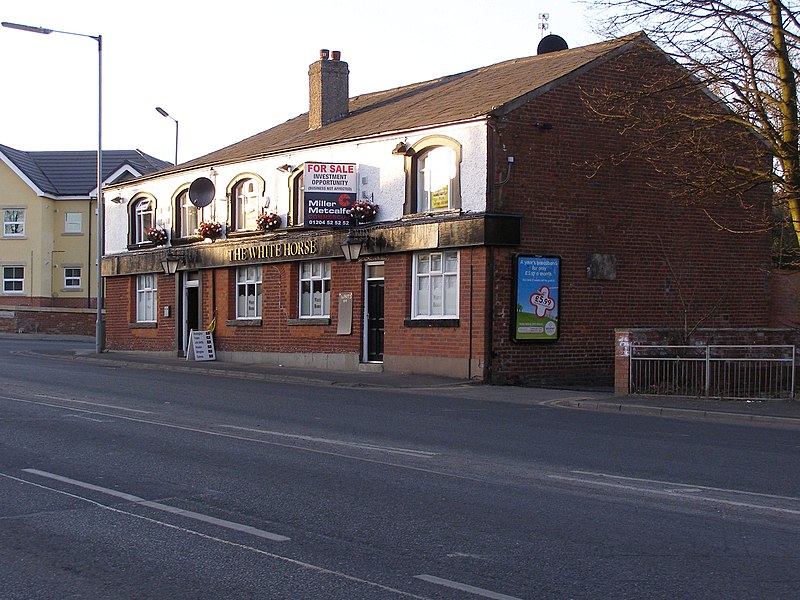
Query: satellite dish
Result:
<box><xmin>537</xmin><ymin>34</ymin><xmax>568</xmax><ymax>55</ymax></box>
<box><xmin>188</xmin><ymin>177</ymin><xmax>215</xmax><ymax>208</ymax></box>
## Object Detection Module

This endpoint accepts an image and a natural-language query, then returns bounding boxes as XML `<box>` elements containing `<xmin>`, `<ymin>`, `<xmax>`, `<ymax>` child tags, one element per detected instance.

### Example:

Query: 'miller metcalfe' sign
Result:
<box><xmin>304</xmin><ymin>162</ymin><xmax>357</xmax><ymax>227</ymax></box>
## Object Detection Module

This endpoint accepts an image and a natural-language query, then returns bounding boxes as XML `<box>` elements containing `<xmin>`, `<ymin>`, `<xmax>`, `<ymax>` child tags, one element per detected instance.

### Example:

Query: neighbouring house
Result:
<box><xmin>100</xmin><ymin>34</ymin><xmax>772</xmax><ymax>385</ymax></box>
<box><xmin>0</xmin><ymin>145</ymin><xmax>170</xmax><ymax>335</ymax></box>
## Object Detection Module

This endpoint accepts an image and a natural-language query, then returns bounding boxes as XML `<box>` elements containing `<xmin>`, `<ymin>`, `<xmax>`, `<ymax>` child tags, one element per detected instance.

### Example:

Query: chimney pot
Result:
<box><xmin>332</xmin><ymin>50</ymin><xmax>341</xmax><ymax>61</ymax></box>
<box><xmin>320</xmin><ymin>49</ymin><xmax>330</xmax><ymax>60</ymax></box>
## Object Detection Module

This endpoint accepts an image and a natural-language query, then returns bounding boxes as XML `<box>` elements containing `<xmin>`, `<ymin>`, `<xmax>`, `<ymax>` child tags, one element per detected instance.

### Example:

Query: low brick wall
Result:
<box><xmin>614</xmin><ymin>328</ymin><xmax>800</xmax><ymax>395</ymax></box>
<box><xmin>0</xmin><ymin>306</ymin><xmax>99</xmax><ymax>336</ymax></box>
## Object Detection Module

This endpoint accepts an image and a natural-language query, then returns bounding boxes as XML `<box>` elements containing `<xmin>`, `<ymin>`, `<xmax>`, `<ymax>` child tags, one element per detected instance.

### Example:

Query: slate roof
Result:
<box><xmin>163</xmin><ymin>33</ymin><xmax>644</xmax><ymax>175</ymax></box>
<box><xmin>0</xmin><ymin>144</ymin><xmax>171</xmax><ymax>197</ymax></box>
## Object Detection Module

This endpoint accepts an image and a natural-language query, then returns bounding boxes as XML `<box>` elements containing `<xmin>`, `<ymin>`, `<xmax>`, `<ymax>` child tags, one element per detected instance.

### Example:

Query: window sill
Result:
<box><xmin>404</xmin><ymin>318</ymin><xmax>460</xmax><ymax>328</ymax></box>
<box><xmin>226</xmin><ymin>318</ymin><xmax>262</xmax><ymax>327</ymax></box>
<box><xmin>288</xmin><ymin>317</ymin><xmax>330</xmax><ymax>326</ymax></box>
<box><xmin>129</xmin><ymin>322</ymin><xmax>157</xmax><ymax>329</ymax></box>
<box><xmin>127</xmin><ymin>241</ymin><xmax>157</xmax><ymax>251</ymax></box>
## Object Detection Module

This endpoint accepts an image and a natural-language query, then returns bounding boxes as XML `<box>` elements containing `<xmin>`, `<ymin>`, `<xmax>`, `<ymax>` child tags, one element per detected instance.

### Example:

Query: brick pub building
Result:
<box><xmin>101</xmin><ymin>34</ymin><xmax>771</xmax><ymax>385</ymax></box>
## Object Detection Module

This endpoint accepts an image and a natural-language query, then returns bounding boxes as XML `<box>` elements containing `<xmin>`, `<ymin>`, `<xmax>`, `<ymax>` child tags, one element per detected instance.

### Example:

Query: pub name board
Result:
<box><xmin>228</xmin><ymin>239</ymin><xmax>319</xmax><ymax>262</ymax></box>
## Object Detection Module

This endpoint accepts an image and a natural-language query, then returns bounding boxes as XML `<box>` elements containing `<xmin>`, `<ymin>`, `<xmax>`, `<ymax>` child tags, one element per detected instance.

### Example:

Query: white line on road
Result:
<box><xmin>23</xmin><ymin>468</ymin><xmax>290</xmax><ymax>542</ymax></box>
<box><xmin>547</xmin><ymin>470</ymin><xmax>800</xmax><ymax>516</ymax></box>
<box><xmin>415</xmin><ymin>574</ymin><xmax>523</xmax><ymax>600</ymax></box>
<box><xmin>219</xmin><ymin>425</ymin><xmax>438</xmax><ymax>457</ymax></box>
<box><xmin>1</xmin><ymin>470</ymin><xmax>433</xmax><ymax>600</ymax></box>
<box><xmin>34</xmin><ymin>394</ymin><xmax>153</xmax><ymax>414</ymax></box>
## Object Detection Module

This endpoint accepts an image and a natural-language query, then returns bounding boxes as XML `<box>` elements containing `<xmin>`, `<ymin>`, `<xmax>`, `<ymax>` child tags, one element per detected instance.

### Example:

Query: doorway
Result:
<box><xmin>181</xmin><ymin>271</ymin><xmax>201</xmax><ymax>354</ymax></box>
<box><xmin>364</xmin><ymin>262</ymin><xmax>384</xmax><ymax>362</ymax></box>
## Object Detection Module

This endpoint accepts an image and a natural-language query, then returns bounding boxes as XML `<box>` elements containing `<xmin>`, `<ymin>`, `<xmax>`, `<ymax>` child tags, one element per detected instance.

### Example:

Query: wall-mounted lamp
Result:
<box><xmin>110</xmin><ymin>196</ymin><xmax>126</xmax><ymax>204</ymax></box>
<box><xmin>160</xmin><ymin>249</ymin><xmax>182</xmax><ymax>275</ymax></box>
<box><xmin>276</xmin><ymin>164</ymin><xmax>294</xmax><ymax>172</ymax></box>
<box><xmin>340</xmin><ymin>229</ymin><xmax>367</xmax><ymax>261</ymax></box>
<box><xmin>391</xmin><ymin>141</ymin><xmax>415</xmax><ymax>156</ymax></box>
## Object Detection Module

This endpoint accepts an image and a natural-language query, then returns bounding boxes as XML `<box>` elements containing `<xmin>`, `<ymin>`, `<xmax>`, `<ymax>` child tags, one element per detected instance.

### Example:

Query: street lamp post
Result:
<box><xmin>155</xmin><ymin>106</ymin><xmax>179</xmax><ymax>165</ymax></box>
<box><xmin>2</xmin><ymin>21</ymin><xmax>105</xmax><ymax>353</ymax></box>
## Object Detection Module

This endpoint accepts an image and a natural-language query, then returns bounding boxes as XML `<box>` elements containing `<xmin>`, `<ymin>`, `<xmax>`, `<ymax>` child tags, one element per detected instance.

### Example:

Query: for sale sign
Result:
<box><xmin>304</xmin><ymin>162</ymin><xmax>357</xmax><ymax>227</ymax></box>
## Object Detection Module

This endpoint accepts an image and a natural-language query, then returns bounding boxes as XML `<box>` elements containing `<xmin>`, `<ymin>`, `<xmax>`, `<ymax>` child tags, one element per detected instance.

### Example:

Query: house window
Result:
<box><xmin>130</xmin><ymin>196</ymin><xmax>155</xmax><ymax>244</ymax></box>
<box><xmin>3</xmin><ymin>208</ymin><xmax>25</xmax><ymax>237</ymax></box>
<box><xmin>289</xmin><ymin>169</ymin><xmax>305</xmax><ymax>226</ymax></box>
<box><xmin>412</xmin><ymin>251</ymin><xmax>459</xmax><ymax>318</ymax></box>
<box><xmin>2</xmin><ymin>266</ymin><xmax>24</xmax><ymax>294</ymax></box>
<box><xmin>175</xmin><ymin>189</ymin><xmax>198</xmax><ymax>238</ymax></box>
<box><xmin>64</xmin><ymin>267</ymin><xmax>82</xmax><ymax>289</ymax></box>
<box><xmin>236</xmin><ymin>265</ymin><xmax>262</xmax><ymax>319</ymax></box>
<box><xmin>299</xmin><ymin>260</ymin><xmax>330</xmax><ymax>317</ymax></box>
<box><xmin>136</xmin><ymin>273</ymin><xmax>158</xmax><ymax>323</ymax></box>
<box><xmin>231</xmin><ymin>177</ymin><xmax>262</xmax><ymax>231</ymax></box>
<box><xmin>64</xmin><ymin>212</ymin><xmax>83</xmax><ymax>234</ymax></box>
<box><xmin>404</xmin><ymin>136</ymin><xmax>462</xmax><ymax>214</ymax></box>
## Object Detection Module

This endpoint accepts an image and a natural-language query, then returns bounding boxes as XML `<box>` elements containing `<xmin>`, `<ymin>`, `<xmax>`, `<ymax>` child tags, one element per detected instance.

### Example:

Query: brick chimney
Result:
<box><xmin>309</xmin><ymin>49</ymin><xmax>349</xmax><ymax>130</ymax></box>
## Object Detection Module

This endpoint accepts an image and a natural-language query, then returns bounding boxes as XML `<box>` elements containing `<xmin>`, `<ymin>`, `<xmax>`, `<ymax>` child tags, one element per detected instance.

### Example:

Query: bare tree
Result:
<box><xmin>581</xmin><ymin>0</ymin><xmax>800</xmax><ymax>262</ymax></box>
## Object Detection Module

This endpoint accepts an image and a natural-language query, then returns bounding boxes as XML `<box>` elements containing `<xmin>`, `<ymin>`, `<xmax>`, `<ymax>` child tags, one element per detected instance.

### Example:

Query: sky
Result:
<box><xmin>1</xmin><ymin>1</ymin><xmax>604</xmax><ymax>165</ymax></box>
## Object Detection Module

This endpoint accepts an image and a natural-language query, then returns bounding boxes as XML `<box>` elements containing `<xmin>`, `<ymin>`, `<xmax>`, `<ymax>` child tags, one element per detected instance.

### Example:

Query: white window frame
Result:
<box><xmin>2</xmin><ymin>265</ymin><xmax>24</xmax><ymax>294</ymax></box>
<box><xmin>412</xmin><ymin>251</ymin><xmax>459</xmax><ymax>319</ymax></box>
<box><xmin>176</xmin><ymin>190</ymin><xmax>198</xmax><ymax>238</ymax></box>
<box><xmin>136</xmin><ymin>273</ymin><xmax>158</xmax><ymax>323</ymax></box>
<box><xmin>417</xmin><ymin>146</ymin><xmax>456</xmax><ymax>212</ymax></box>
<box><xmin>133</xmin><ymin>198</ymin><xmax>154</xmax><ymax>244</ymax></box>
<box><xmin>64</xmin><ymin>267</ymin><xmax>82</xmax><ymax>289</ymax></box>
<box><xmin>299</xmin><ymin>260</ymin><xmax>331</xmax><ymax>318</ymax></box>
<box><xmin>236</xmin><ymin>265</ymin><xmax>262</xmax><ymax>319</ymax></box>
<box><xmin>235</xmin><ymin>178</ymin><xmax>260</xmax><ymax>231</ymax></box>
<box><xmin>64</xmin><ymin>211</ymin><xmax>83</xmax><ymax>234</ymax></box>
<box><xmin>3</xmin><ymin>208</ymin><xmax>25</xmax><ymax>238</ymax></box>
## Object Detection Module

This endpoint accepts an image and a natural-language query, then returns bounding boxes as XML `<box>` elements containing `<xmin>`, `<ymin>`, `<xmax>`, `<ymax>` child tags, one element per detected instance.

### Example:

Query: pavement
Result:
<box><xmin>7</xmin><ymin>333</ymin><xmax>800</xmax><ymax>429</ymax></box>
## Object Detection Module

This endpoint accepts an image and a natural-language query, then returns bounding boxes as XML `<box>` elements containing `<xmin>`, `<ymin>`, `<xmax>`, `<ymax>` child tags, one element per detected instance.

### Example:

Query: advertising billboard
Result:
<box><xmin>513</xmin><ymin>255</ymin><xmax>560</xmax><ymax>341</ymax></box>
<box><xmin>304</xmin><ymin>162</ymin><xmax>357</xmax><ymax>227</ymax></box>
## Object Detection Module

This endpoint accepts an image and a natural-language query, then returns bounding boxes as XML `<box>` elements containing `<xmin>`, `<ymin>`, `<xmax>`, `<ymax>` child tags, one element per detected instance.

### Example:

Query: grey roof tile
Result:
<box><xmin>0</xmin><ymin>144</ymin><xmax>171</xmax><ymax>197</ymax></box>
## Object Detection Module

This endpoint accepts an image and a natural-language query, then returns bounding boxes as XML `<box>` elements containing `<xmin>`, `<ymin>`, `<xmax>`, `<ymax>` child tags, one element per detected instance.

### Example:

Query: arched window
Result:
<box><xmin>404</xmin><ymin>136</ymin><xmax>462</xmax><ymax>214</ymax></box>
<box><xmin>289</xmin><ymin>169</ymin><xmax>305</xmax><ymax>226</ymax></box>
<box><xmin>174</xmin><ymin>188</ymin><xmax>198</xmax><ymax>238</ymax></box>
<box><xmin>228</xmin><ymin>175</ymin><xmax>264</xmax><ymax>231</ymax></box>
<box><xmin>129</xmin><ymin>195</ymin><xmax>155</xmax><ymax>245</ymax></box>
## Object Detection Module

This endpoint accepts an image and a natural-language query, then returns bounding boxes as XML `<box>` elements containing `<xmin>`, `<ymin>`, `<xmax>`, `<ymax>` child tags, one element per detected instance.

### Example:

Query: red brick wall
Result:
<box><xmin>0</xmin><ymin>306</ymin><xmax>96</xmax><ymax>335</ymax></box>
<box><xmin>105</xmin><ymin>274</ymin><xmax>177</xmax><ymax>352</ymax></box>
<box><xmin>487</xmin><ymin>45</ymin><xmax>772</xmax><ymax>385</ymax></box>
<box><xmin>769</xmin><ymin>269</ymin><xmax>800</xmax><ymax>328</ymax></box>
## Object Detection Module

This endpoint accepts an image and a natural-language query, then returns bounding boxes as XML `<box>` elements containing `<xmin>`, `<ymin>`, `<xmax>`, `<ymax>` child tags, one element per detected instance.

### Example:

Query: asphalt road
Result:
<box><xmin>1</xmin><ymin>338</ymin><xmax>798</xmax><ymax>599</ymax></box>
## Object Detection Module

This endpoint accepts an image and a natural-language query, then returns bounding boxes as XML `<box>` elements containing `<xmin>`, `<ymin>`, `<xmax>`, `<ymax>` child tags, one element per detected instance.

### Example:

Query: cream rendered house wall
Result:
<box><xmin>51</xmin><ymin>200</ymin><xmax>95</xmax><ymax>304</ymax></box>
<box><xmin>0</xmin><ymin>160</ymin><xmax>96</xmax><ymax>303</ymax></box>
<box><xmin>104</xmin><ymin>121</ymin><xmax>488</xmax><ymax>254</ymax></box>
<box><xmin>0</xmin><ymin>159</ymin><xmax>39</xmax><ymax>299</ymax></box>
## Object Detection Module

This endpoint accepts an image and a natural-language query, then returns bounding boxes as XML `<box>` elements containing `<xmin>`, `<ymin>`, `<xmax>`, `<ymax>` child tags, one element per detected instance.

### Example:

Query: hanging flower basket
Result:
<box><xmin>256</xmin><ymin>212</ymin><xmax>282</xmax><ymax>231</ymax></box>
<box><xmin>197</xmin><ymin>220</ymin><xmax>224</xmax><ymax>240</ymax></box>
<box><xmin>145</xmin><ymin>226</ymin><xmax>168</xmax><ymax>245</ymax></box>
<box><xmin>348</xmin><ymin>200</ymin><xmax>378</xmax><ymax>224</ymax></box>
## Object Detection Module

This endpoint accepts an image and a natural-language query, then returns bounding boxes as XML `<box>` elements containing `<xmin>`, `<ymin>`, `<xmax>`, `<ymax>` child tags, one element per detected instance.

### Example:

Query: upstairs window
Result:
<box><xmin>174</xmin><ymin>189</ymin><xmax>198</xmax><ymax>238</ymax></box>
<box><xmin>64</xmin><ymin>212</ymin><xmax>83</xmax><ymax>234</ymax></box>
<box><xmin>130</xmin><ymin>196</ymin><xmax>155</xmax><ymax>245</ymax></box>
<box><xmin>3</xmin><ymin>208</ymin><xmax>25</xmax><ymax>237</ymax></box>
<box><xmin>404</xmin><ymin>136</ymin><xmax>462</xmax><ymax>214</ymax></box>
<box><xmin>229</xmin><ymin>176</ymin><xmax>264</xmax><ymax>231</ymax></box>
<box><xmin>289</xmin><ymin>169</ymin><xmax>305</xmax><ymax>226</ymax></box>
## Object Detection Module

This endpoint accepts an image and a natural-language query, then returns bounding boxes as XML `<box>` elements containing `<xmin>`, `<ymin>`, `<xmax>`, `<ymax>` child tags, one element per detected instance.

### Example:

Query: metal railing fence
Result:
<box><xmin>629</xmin><ymin>344</ymin><xmax>795</xmax><ymax>400</ymax></box>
